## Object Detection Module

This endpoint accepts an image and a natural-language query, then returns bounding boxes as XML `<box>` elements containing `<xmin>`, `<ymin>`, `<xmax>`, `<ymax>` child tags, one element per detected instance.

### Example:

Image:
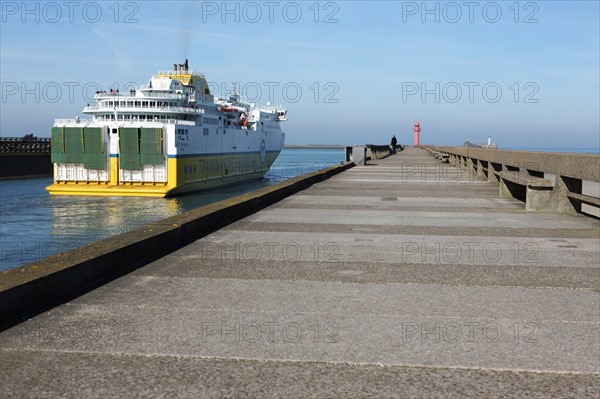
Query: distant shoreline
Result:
<box><xmin>284</xmin><ymin>144</ymin><xmax>344</xmax><ymax>149</ymax></box>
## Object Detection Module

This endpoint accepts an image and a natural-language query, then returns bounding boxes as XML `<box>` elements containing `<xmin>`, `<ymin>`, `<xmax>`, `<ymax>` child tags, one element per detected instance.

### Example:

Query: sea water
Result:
<box><xmin>0</xmin><ymin>148</ymin><xmax>345</xmax><ymax>271</ymax></box>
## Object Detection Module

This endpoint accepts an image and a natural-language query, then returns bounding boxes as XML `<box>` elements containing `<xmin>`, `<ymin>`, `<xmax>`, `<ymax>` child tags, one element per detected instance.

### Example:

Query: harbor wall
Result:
<box><xmin>0</xmin><ymin>153</ymin><xmax>52</xmax><ymax>180</ymax></box>
<box><xmin>0</xmin><ymin>162</ymin><xmax>354</xmax><ymax>330</ymax></box>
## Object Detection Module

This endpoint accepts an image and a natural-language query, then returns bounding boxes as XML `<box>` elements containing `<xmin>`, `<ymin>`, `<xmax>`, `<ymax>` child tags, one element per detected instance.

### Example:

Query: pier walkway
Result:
<box><xmin>1</xmin><ymin>147</ymin><xmax>599</xmax><ymax>397</ymax></box>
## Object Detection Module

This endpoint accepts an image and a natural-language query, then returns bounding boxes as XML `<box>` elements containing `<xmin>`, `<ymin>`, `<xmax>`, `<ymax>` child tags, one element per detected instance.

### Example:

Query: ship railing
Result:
<box><xmin>52</xmin><ymin>119</ymin><xmax>195</xmax><ymax>127</ymax></box>
<box><xmin>137</xmin><ymin>89</ymin><xmax>191</xmax><ymax>99</ymax></box>
<box><xmin>156</xmin><ymin>70</ymin><xmax>205</xmax><ymax>78</ymax></box>
<box><xmin>115</xmin><ymin>120</ymin><xmax>196</xmax><ymax>126</ymax></box>
<box><xmin>95</xmin><ymin>91</ymin><xmax>186</xmax><ymax>100</ymax></box>
<box><xmin>54</xmin><ymin>118</ymin><xmax>94</xmax><ymax>125</ymax></box>
<box><xmin>83</xmin><ymin>105</ymin><xmax>205</xmax><ymax>114</ymax></box>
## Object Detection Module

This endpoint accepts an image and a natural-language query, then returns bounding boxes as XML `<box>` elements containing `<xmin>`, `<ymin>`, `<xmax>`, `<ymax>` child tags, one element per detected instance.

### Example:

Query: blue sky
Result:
<box><xmin>1</xmin><ymin>1</ymin><xmax>599</xmax><ymax>149</ymax></box>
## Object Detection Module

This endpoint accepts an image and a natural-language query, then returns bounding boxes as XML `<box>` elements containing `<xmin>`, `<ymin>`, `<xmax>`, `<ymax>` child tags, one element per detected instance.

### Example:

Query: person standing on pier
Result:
<box><xmin>390</xmin><ymin>135</ymin><xmax>398</xmax><ymax>154</ymax></box>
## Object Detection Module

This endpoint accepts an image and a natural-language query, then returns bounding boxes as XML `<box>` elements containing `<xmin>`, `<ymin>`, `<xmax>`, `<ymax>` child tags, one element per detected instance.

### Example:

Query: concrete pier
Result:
<box><xmin>1</xmin><ymin>147</ymin><xmax>599</xmax><ymax>397</ymax></box>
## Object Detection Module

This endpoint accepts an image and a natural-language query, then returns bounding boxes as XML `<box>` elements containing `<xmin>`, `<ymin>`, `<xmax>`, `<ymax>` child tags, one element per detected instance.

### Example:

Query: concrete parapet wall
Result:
<box><xmin>365</xmin><ymin>145</ymin><xmax>392</xmax><ymax>160</ymax></box>
<box><xmin>422</xmin><ymin>146</ymin><xmax>600</xmax><ymax>216</ymax></box>
<box><xmin>345</xmin><ymin>144</ymin><xmax>403</xmax><ymax>163</ymax></box>
<box><xmin>431</xmin><ymin>146</ymin><xmax>599</xmax><ymax>182</ymax></box>
<box><xmin>0</xmin><ymin>162</ymin><xmax>354</xmax><ymax>330</ymax></box>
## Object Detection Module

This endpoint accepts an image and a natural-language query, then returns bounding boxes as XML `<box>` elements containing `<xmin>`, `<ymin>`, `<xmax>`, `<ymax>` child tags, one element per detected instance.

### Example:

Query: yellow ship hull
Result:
<box><xmin>47</xmin><ymin>151</ymin><xmax>279</xmax><ymax>197</ymax></box>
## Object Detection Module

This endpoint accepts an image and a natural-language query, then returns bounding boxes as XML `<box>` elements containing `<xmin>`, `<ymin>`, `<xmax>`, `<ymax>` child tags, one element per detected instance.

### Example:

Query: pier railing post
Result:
<box><xmin>556</xmin><ymin>176</ymin><xmax>583</xmax><ymax>214</ymax></box>
<box><xmin>500</xmin><ymin>165</ymin><xmax>525</xmax><ymax>201</ymax></box>
<box><xmin>475</xmin><ymin>159</ymin><xmax>485</xmax><ymax>179</ymax></box>
<box><xmin>466</xmin><ymin>157</ymin><xmax>474</xmax><ymax>180</ymax></box>
<box><xmin>521</xmin><ymin>168</ymin><xmax>554</xmax><ymax>211</ymax></box>
<box><xmin>489</xmin><ymin>162</ymin><xmax>501</xmax><ymax>183</ymax></box>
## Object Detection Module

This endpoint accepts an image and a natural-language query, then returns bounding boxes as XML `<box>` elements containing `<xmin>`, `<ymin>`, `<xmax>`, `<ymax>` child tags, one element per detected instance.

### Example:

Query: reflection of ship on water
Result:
<box><xmin>49</xmin><ymin>196</ymin><xmax>184</xmax><ymax>244</ymax></box>
<box><xmin>47</xmin><ymin>59</ymin><xmax>287</xmax><ymax>197</ymax></box>
<box><xmin>464</xmin><ymin>136</ymin><xmax>498</xmax><ymax>149</ymax></box>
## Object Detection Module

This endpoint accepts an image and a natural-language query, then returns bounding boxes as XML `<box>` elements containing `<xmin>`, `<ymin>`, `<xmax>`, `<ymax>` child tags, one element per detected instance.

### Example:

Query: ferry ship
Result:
<box><xmin>46</xmin><ymin>60</ymin><xmax>287</xmax><ymax>197</ymax></box>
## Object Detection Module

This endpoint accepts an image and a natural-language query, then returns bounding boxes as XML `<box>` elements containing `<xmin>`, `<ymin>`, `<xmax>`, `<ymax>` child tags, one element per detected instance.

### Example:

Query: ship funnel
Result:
<box><xmin>173</xmin><ymin>63</ymin><xmax>177</xmax><ymax>71</ymax></box>
<box><xmin>184</xmin><ymin>59</ymin><xmax>188</xmax><ymax>71</ymax></box>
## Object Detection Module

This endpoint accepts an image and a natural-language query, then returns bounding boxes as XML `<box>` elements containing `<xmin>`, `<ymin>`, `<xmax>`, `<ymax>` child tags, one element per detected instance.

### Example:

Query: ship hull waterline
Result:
<box><xmin>46</xmin><ymin>151</ymin><xmax>281</xmax><ymax>198</ymax></box>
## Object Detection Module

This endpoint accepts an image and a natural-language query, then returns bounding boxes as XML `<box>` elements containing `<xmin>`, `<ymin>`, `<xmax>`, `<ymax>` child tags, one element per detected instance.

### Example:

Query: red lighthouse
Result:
<box><xmin>413</xmin><ymin>121</ymin><xmax>421</xmax><ymax>146</ymax></box>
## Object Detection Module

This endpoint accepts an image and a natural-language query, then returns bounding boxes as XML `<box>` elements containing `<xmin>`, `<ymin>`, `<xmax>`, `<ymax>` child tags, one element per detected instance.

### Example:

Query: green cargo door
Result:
<box><xmin>119</xmin><ymin>128</ymin><xmax>141</xmax><ymax>170</ymax></box>
<box><xmin>83</xmin><ymin>127</ymin><xmax>105</xmax><ymax>170</ymax></box>
<box><xmin>51</xmin><ymin>127</ymin><xmax>64</xmax><ymax>163</ymax></box>
<box><xmin>140</xmin><ymin>128</ymin><xmax>164</xmax><ymax>165</ymax></box>
<box><xmin>63</xmin><ymin>127</ymin><xmax>83</xmax><ymax>163</ymax></box>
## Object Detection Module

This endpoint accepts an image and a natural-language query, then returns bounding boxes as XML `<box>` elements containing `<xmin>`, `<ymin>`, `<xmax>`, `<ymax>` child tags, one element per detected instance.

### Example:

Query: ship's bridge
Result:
<box><xmin>156</xmin><ymin>60</ymin><xmax>214</xmax><ymax>103</ymax></box>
